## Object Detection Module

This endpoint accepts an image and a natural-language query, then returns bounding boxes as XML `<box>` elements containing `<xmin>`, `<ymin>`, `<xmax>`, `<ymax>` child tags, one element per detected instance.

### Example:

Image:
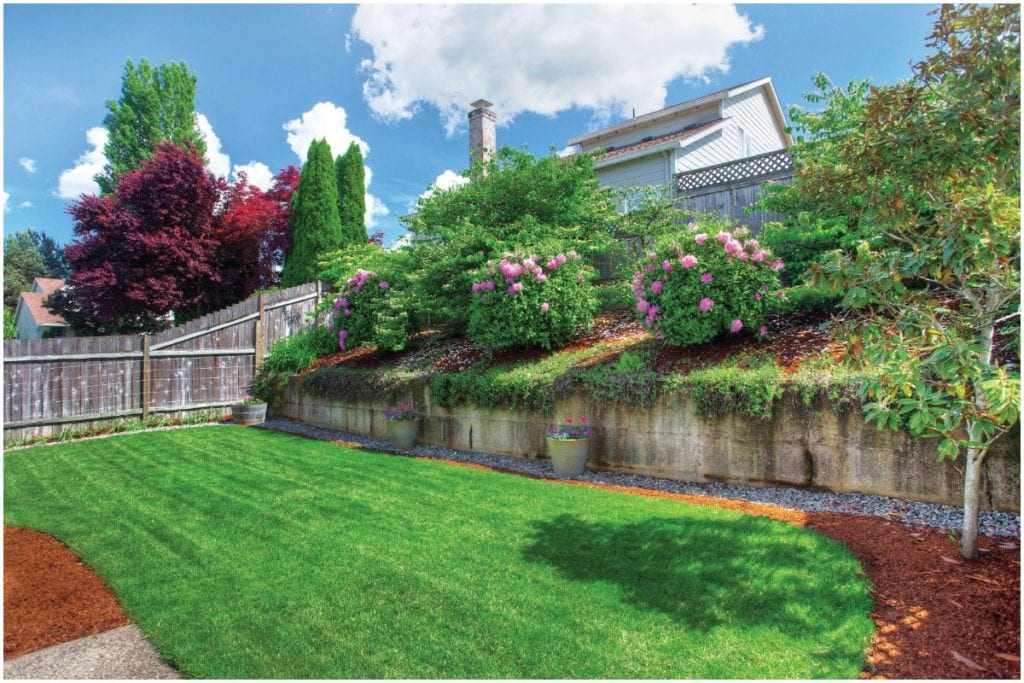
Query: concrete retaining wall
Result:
<box><xmin>280</xmin><ymin>377</ymin><xmax>1020</xmax><ymax>512</ymax></box>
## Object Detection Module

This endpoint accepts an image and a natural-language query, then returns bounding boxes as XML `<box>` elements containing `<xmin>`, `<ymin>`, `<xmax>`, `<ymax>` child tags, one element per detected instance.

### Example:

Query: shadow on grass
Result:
<box><xmin>522</xmin><ymin>513</ymin><xmax>869</xmax><ymax>638</ymax></box>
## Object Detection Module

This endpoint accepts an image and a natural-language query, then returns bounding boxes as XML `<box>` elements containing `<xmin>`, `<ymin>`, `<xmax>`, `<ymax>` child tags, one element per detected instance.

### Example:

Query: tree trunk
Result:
<box><xmin>960</xmin><ymin>447</ymin><xmax>986</xmax><ymax>559</ymax></box>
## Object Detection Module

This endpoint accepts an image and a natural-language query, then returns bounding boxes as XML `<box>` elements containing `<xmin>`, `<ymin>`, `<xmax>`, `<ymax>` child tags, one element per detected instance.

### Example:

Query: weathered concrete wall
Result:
<box><xmin>281</xmin><ymin>378</ymin><xmax>1020</xmax><ymax>512</ymax></box>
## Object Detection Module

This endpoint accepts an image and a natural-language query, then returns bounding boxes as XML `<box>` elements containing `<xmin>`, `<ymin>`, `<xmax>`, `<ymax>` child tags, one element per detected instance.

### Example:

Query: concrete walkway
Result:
<box><xmin>4</xmin><ymin>625</ymin><xmax>179</xmax><ymax>679</ymax></box>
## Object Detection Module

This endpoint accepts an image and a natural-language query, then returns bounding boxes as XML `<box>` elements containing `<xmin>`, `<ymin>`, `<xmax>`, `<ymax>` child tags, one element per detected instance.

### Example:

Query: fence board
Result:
<box><xmin>3</xmin><ymin>282</ymin><xmax>318</xmax><ymax>438</ymax></box>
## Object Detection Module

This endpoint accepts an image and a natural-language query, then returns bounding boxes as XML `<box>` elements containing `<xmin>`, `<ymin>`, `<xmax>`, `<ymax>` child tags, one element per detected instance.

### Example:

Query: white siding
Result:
<box><xmin>722</xmin><ymin>87</ymin><xmax>786</xmax><ymax>155</ymax></box>
<box><xmin>595</xmin><ymin>154</ymin><xmax>672</xmax><ymax>192</ymax></box>
<box><xmin>675</xmin><ymin>128</ymin><xmax>737</xmax><ymax>172</ymax></box>
<box><xmin>579</xmin><ymin>106</ymin><xmax>720</xmax><ymax>154</ymax></box>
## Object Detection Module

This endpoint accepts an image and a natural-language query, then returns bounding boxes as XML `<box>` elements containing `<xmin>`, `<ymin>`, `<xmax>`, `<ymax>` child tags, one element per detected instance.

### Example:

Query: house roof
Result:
<box><xmin>32</xmin><ymin>277</ymin><xmax>65</xmax><ymax>296</ymax></box>
<box><xmin>594</xmin><ymin>118</ymin><xmax>726</xmax><ymax>163</ymax></box>
<box><xmin>568</xmin><ymin>76</ymin><xmax>790</xmax><ymax>147</ymax></box>
<box><xmin>16</xmin><ymin>291</ymin><xmax>68</xmax><ymax>327</ymax></box>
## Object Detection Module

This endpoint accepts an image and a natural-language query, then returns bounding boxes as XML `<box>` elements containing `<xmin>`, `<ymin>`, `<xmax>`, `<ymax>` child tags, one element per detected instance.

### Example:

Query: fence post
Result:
<box><xmin>254</xmin><ymin>293</ymin><xmax>266</xmax><ymax>376</ymax></box>
<box><xmin>141</xmin><ymin>334</ymin><xmax>151</xmax><ymax>421</ymax></box>
<box><xmin>315</xmin><ymin>280</ymin><xmax>323</xmax><ymax>306</ymax></box>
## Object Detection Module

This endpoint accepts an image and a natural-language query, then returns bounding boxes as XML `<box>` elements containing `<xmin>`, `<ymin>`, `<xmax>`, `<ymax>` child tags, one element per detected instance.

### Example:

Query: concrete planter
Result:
<box><xmin>547</xmin><ymin>437</ymin><xmax>591</xmax><ymax>477</ymax></box>
<box><xmin>232</xmin><ymin>402</ymin><xmax>267</xmax><ymax>425</ymax></box>
<box><xmin>387</xmin><ymin>418</ymin><xmax>420</xmax><ymax>450</ymax></box>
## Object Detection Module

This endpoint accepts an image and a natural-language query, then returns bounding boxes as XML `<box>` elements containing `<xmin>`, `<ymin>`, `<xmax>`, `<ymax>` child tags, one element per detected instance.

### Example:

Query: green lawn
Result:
<box><xmin>4</xmin><ymin>426</ymin><xmax>874</xmax><ymax>678</ymax></box>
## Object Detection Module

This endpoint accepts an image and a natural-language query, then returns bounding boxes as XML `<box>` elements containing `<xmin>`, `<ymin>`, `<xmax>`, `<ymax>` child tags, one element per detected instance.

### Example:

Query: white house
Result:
<box><xmin>567</xmin><ymin>77</ymin><xmax>791</xmax><ymax>194</ymax></box>
<box><xmin>13</xmin><ymin>277</ymin><xmax>72</xmax><ymax>339</ymax></box>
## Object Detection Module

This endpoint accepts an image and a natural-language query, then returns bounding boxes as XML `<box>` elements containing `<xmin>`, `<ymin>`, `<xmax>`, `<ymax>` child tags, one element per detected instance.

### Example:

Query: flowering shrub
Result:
<box><xmin>467</xmin><ymin>249</ymin><xmax>597</xmax><ymax>351</ymax></box>
<box><xmin>632</xmin><ymin>228</ymin><xmax>783</xmax><ymax>346</ymax></box>
<box><xmin>547</xmin><ymin>416</ymin><xmax>593</xmax><ymax>440</ymax></box>
<box><xmin>383</xmin><ymin>403</ymin><xmax>419</xmax><ymax>421</ymax></box>
<box><xmin>328</xmin><ymin>265</ymin><xmax>413</xmax><ymax>353</ymax></box>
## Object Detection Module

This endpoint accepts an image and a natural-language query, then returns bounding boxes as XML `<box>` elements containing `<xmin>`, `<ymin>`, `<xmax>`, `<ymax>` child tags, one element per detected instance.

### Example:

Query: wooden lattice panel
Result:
<box><xmin>677</xmin><ymin>150</ymin><xmax>793</xmax><ymax>193</ymax></box>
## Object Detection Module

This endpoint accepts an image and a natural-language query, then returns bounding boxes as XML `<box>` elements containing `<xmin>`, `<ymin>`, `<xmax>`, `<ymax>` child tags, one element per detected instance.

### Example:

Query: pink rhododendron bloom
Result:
<box><xmin>636</xmin><ymin>300</ymin><xmax>650</xmax><ymax>313</ymax></box>
<box><xmin>540</xmin><ymin>302</ymin><xmax>550</xmax><ymax>314</ymax></box>
<box><xmin>556</xmin><ymin>254</ymin><xmax>567</xmax><ymax>265</ymax></box>
<box><xmin>745</xmin><ymin>239</ymin><xmax>760</xmax><ymax>251</ymax></box>
<box><xmin>379</xmin><ymin>281</ymin><xmax>389</xmax><ymax>291</ymax></box>
<box><xmin>344</xmin><ymin>308</ymin><xmax>352</xmax><ymax>316</ymax></box>
<box><xmin>752</xmin><ymin>250</ymin><xmax>766</xmax><ymax>263</ymax></box>
<box><xmin>500</xmin><ymin>261</ymin><xmax>525</xmax><ymax>281</ymax></box>
<box><xmin>716</xmin><ymin>231</ymin><xmax>732</xmax><ymax>244</ymax></box>
<box><xmin>754</xmin><ymin>293</ymin><xmax>762</xmax><ymax>301</ymax></box>
<box><xmin>327</xmin><ymin>322</ymin><xmax>334</xmax><ymax>331</ymax></box>
<box><xmin>507</xmin><ymin>282</ymin><xmax>523</xmax><ymax>295</ymax></box>
<box><xmin>531</xmin><ymin>266</ymin><xmax>543</xmax><ymax>276</ymax></box>
<box><xmin>699</xmin><ymin>297</ymin><xmax>714</xmax><ymax>312</ymax></box>
<box><xmin>547</xmin><ymin>260</ymin><xmax>559</xmax><ymax>271</ymax></box>
<box><xmin>645</xmin><ymin>264</ymin><xmax>655</xmax><ymax>273</ymax></box>
<box><xmin>724</xmin><ymin>239</ymin><xmax>743</xmax><ymax>255</ymax></box>
<box><xmin>535</xmin><ymin>273</ymin><xmax>547</xmax><ymax>282</ymax></box>
<box><xmin>654</xmin><ymin>330</ymin><xmax>665</xmax><ymax>341</ymax></box>
<box><xmin>645</xmin><ymin>305</ymin><xmax>661</xmax><ymax>326</ymax></box>
<box><xmin>662</xmin><ymin>260</ymin><xmax>673</xmax><ymax>272</ymax></box>
<box><xmin>338</xmin><ymin>329</ymin><xmax>348</xmax><ymax>351</ymax></box>
<box><xmin>730</xmin><ymin>319</ymin><xmax>743</xmax><ymax>333</ymax></box>
<box><xmin>776</xmin><ymin>291</ymin><xmax>785</xmax><ymax>297</ymax></box>
<box><xmin>523</xmin><ymin>258</ymin><xmax>537</xmax><ymax>270</ymax></box>
<box><xmin>680</xmin><ymin>254</ymin><xmax>698</xmax><ymax>269</ymax></box>
<box><xmin>568</xmin><ymin>250</ymin><xmax>579</xmax><ymax>259</ymax></box>
<box><xmin>695</xmin><ymin>233</ymin><xmax>708</xmax><ymax>245</ymax></box>
<box><xmin>737</xmin><ymin>250</ymin><xmax>748</xmax><ymax>261</ymax></box>
<box><xmin>771</xmin><ymin>259</ymin><xmax>784</xmax><ymax>271</ymax></box>
<box><xmin>759</xmin><ymin>325</ymin><xmax>768</xmax><ymax>337</ymax></box>
<box><xmin>651</xmin><ymin>280</ymin><xmax>663</xmax><ymax>294</ymax></box>
<box><xmin>700</xmin><ymin>272</ymin><xmax>714</xmax><ymax>284</ymax></box>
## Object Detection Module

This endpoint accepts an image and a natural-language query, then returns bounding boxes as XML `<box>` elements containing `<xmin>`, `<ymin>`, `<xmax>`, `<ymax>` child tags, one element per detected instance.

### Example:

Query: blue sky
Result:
<box><xmin>3</xmin><ymin>3</ymin><xmax>938</xmax><ymax>248</ymax></box>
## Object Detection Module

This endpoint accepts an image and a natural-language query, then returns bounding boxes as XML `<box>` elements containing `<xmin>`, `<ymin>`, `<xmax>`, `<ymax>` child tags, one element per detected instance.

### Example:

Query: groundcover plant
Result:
<box><xmin>4</xmin><ymin>427</ymin><xmax>874</xmax><ymax>678</ymax></box>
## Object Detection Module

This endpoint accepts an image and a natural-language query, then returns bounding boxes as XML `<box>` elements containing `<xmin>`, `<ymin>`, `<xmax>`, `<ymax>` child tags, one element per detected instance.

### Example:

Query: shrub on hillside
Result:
<box><xmin>632</xmin><ymin>227</ymin><xmax>783</xmax><ymax>346</ymax></box>
<box><xmin>467</xmin><ymin>249</ymin><xmax>598</xmax><ymax>351</ymax></box>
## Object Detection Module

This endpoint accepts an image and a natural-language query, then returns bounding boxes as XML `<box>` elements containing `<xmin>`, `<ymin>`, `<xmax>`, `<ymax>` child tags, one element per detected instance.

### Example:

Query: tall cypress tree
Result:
<box><xmin>335</xmin><ymin>142</ymin><xmax>368</xmax><ymax>246</ymax></box>
<box><xmin>281</xmin><ymin>139</ymin><xmax>343</xmax><ymax>286</ymax></box>
<box><xmin>97</xmin><ymin>59</ymin><xmax>206</xmax><ymax>195</ymax></box>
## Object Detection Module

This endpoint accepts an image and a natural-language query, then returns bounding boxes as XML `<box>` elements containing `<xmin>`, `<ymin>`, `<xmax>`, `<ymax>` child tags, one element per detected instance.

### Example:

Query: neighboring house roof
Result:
<box><xmin>32</xmin><ymin>277</ymin><xmax>65</xmax><ymax>296</ymax></box>
<box><xmin>16</xmin><ymin>291</ymin><xmax>68</xmax><ymax>327</ymax></box>
<box><xmin>568</xmin><ymin>76</ymin><xmax>791</xmax><ymax>148</ymax></box>
<box><xmin>593</xmin><ymin>118</ymin><xmax>727</xmax><ymax>166</ymax></box>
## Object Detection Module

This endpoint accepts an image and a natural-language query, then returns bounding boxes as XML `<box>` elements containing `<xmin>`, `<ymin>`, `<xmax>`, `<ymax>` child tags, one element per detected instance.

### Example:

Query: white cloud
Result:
<box><xmin>350</xmin><ymin>4</ymin><xmax>763</xmax><ymax>135</ymax></box>
<box><xmin>19</xmin><ymin>200</ymin><xmax>33</xmax><ymax>209</ymax></box>
<box><xmin>557</xmin><ymin>145</ymin><xmax>578</xmax><ymax>158</ymax></box>
<box><xmin>231</xmin><ymin>161</ymin><xmax>275</xmax><ymax>192</ymax></box>
<box><xmin>57</xmin><ymin>126</ymin><xmax>109</xmax><ymax>199</ymax></box>
<box><xmin>282</xmin><ymin>101</ymin><xmax>369</xmax><ymax>162</ymax></box>
<box><xmin>2</xmin><ymin>191</ymin><xmax>9</xmax><ymax>214</ymax></box>
<box><xmin>413</xmin><ymin>169</ymin><xmax>470</xmax><ymax>209</ymax></box>
<box><xmin>196</xmin><ymin>113</ymin><xmax>231</xmax><ymax>179</ymax></box>
<box><xmin>19</xmin><ymin>158</ymin><xmax>37</xmax><ymax>175</ymax></box>
<box><xmin>283</xmin><ymin>101</ymin><xmax>388</xmax><ymax>228</ymax></box>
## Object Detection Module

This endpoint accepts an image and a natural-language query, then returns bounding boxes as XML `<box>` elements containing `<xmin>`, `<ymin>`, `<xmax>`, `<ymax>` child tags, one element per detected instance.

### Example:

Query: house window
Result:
<box><xmin>738</xmin><ymin>127</ymin><xmax>752</xmax><ymax>157</ymax></box>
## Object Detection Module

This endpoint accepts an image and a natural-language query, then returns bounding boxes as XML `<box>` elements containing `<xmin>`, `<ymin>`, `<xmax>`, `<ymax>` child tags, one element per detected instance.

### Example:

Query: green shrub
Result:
<box><xmin>594</xmin><ymin>281</ymin><xmax>633</xmax><ymax>311</ymax></box>
<box><xmin>579</xmin><ymin>350</ymin><xmax>658</xmax><ymax>408</ymax></box>
<box><xmin>263</xmin><ymin>326</ymin><xmax>337</xmax><ymax>374</ymax></box>
<box><xmin>633</xmin><ymin>227</ymin><xmax>781</xmax><ymax>346</ymax></box>
<box><xmin>768</xmin><ymin>284</ymin><xmax>843</xmax><ymax>314</ymax></box>
<box><xmin>467</xmin><ymin>250</ymin><xmax>598</xmax><ymax>351</ymax></box>
<box><xmin>759</xmin><ymin>215</ymin><xmax>854</xmax><ymax>286</ymax></box>
<box><xmin>669</xmin><ymin>357</ymin><xmax>785</xmax><ymax>420</ymax></box>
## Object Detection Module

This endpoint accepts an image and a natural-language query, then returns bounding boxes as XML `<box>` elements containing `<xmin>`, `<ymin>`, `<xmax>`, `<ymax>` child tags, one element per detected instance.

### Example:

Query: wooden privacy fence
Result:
<box><xmin>3</xmin><ymin>281</ymin><xmax>325</xmax><ymax>438</ymax></box>
<box><xmin>675</xmin><ymin>149</ymin><xmax>793</xmax><ymax>233</ymax></box>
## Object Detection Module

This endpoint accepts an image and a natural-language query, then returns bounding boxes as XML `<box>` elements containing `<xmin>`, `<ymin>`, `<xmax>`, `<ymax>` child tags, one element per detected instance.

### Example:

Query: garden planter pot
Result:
<box><xmin>232</xmin><ymin>402</ymin><xmax>267</xmax><ymax>425</ymax></box>
<box><xmin>387</xmin><ymin>418</ymin><xmax>420</xmax><ymax>450</ymax></box>
<box><xmin>547</xmin><ymin>437</ymin><xmax>590</xmax><ymax>477</ymax></box>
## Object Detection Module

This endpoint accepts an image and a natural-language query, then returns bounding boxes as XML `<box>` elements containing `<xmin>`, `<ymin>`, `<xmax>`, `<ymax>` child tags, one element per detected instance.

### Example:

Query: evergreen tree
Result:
<box><xmin>97</xmin><ymin>59</ymin><xmax>206</xmax><ymax>194</ymax></box>
<box><xmin>281</xmin><ymin>139</ymin><xmax>343</xmax><ymax>286</ymax></box>
<box><xmin>335</xmin><ymin>142</ymin><xmax>367</xmax><ymax>246</ymax></box>
<box><xmin>3</xmin><ymin>229</ymin><xmax>69</xmax><ymax>309</ymax></box>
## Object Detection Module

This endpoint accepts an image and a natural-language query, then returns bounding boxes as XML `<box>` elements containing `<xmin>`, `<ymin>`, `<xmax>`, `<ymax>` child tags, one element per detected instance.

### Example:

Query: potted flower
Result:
<box><xmin>232</xmin><ymin>395</ymin><xmax>267</xmax><ymax>426</ymax></box>
<box><xmin>546</xmin><ymin>416</ymin><xmax>593</xmax><ymax>477</ymax></box>
<box><xmin>384</xmin><ymin>404</ymin><xmax>420</xmax><ymax>449</ymax></box>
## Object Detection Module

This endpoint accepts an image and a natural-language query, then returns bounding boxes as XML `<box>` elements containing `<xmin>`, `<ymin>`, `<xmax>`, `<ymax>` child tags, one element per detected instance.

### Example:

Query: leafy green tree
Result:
<box><xmin>281</xmin><ymin>139</ymin><xmax>343</xmax><ymax>286</ymax></box>
<box><xmin>4</xmin><ymin>307</ymin><xmax>17</xmax><ymax>339</ymax></box>
<box><xmin>405</xmin><ymin>147</ymin><xmax>618</xmax><ymax>331</ymax></box>
<box><xmin>335</xmin><ymin>142</ymin><xmax>367</xmax><ymax>246</ymax></box>
<box><xmin>3</xmin><ymin>228</ymin><xmax>69</xmax><ymax>309</ymax></box>
<box><xmin>800</xmin><ymin>5</ymin><xmax>1020</xmax><ymax>559</ymax></box>
<box><xmin>97</xmin><ymin>59</ymin><xmax>206</xmax><ymax>194</ymax></box>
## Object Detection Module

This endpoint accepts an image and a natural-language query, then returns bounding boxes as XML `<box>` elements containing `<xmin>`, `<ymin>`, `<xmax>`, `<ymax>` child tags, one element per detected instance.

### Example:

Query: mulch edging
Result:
<box><xmin>4</xmin><ymin>526</ymin><xmax>128</xmax><ymax>659</ymax></box>
<box><xmin>5</xmin><ymin>451</ymin><xmax>1020</xmax><ymax>678</ymax></box>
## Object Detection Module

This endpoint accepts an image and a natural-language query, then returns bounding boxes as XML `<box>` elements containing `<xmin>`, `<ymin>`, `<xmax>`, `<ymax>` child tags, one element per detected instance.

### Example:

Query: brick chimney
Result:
<box><xmin>468</xmin><ymin>99</ymin><xmax>496</xmax><ymax>169</ymax></box>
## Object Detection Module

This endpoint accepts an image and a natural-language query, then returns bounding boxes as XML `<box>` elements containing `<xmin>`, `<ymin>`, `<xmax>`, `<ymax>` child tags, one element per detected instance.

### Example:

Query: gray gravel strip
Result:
<box><xmin>260</xmin><ymin>418</ymin><xmax>1020</xmax><ymax>539</ymax></box>
<box><xmin>3</xmin><ymin>625</ymin><xmax>179</xmax><ymax>680</ymax></box>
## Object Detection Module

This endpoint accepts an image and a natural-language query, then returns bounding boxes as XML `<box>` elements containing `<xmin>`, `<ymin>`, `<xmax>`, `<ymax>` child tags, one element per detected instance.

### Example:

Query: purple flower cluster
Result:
<box><xmin>471</xmin><ymin>250</ymin><xmax>582</xmax><ymax>299</ymax></box>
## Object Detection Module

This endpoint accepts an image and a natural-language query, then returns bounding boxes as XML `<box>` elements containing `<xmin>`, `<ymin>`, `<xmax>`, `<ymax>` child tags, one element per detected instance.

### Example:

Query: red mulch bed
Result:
<box><xmin>4</xmin><ymin>526</ymin><xmax>128</xmax><ymax>658</ymax></box>
<box><xmin>308</xmin><ymin>308</ymin><xmax>844</xmax><ymax>376</ymax></box>
<box><xmin>5</xmin><ymin>489</ymin><xmax>1019</xmax><ymax>677</ymax></box>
